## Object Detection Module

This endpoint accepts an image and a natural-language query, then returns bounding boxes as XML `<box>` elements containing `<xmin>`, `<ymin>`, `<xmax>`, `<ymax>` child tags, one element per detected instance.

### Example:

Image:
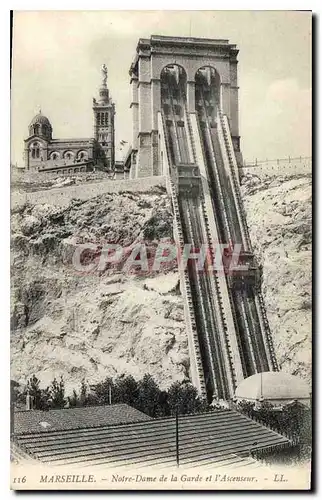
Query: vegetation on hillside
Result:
<box><xmin>14</xmin><ymin>373</ymin><xmax>209</xmax><ymax>417</ymax></box>
<box><xmin>237</xmin><ymin>399</ymin><xmax>311</xmax><ymax>462</ymax></box>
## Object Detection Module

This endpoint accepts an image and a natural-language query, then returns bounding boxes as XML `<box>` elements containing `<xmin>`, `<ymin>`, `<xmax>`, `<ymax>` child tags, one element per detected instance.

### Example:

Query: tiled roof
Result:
<box><xmin>14</xmin><ymin>409</ymin><xmax>290</xmax><ymax>469</ymax></box>
<box><xmin>13</xmin><ymin>404</ymin><xmax>151</xmax><ymax>435</ymax></box>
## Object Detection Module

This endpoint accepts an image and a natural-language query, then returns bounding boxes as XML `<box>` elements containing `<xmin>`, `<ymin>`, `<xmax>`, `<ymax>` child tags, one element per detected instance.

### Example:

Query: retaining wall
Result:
<box><xmin>12</xmin><ymin>175</ymin><xmax>166</xmax><ymax>208</ymax></box>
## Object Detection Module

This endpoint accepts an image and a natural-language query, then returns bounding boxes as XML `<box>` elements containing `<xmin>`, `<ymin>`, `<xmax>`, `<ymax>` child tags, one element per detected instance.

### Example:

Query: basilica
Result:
<box><xmin>24</xmin><ymin>65</ymin><xmax>115</xmax><ymax>175</ymax></box>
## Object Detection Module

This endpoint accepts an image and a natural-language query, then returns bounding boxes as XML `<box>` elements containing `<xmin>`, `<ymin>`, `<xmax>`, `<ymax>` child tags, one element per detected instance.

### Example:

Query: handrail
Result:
<box><xmin>244</xmin><ymin>155</ymin><xmax>311</xmax><ymax>166</ymax></box>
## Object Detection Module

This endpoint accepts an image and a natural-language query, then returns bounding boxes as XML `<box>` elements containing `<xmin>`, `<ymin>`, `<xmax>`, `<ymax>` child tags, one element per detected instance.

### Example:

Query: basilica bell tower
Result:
<box><xmin>93</xmin><ymin>64</ymin><xmax>115</xmax><ymax>171</ymax></box>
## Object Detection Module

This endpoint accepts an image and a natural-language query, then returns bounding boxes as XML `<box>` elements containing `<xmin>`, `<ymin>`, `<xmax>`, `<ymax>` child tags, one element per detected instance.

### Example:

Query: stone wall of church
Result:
<box><xmin>25</xmin><ymin>138</ymin><xmax>94</xmax><ymax>171</ymax></box>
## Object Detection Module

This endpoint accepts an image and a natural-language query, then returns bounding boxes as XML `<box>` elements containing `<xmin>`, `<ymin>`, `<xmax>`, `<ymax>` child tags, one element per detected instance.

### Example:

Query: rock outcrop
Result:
<box><xmin>242</xmin><ymin>173</ymin><xmax>312</xmax><ymax>382</ymax></box>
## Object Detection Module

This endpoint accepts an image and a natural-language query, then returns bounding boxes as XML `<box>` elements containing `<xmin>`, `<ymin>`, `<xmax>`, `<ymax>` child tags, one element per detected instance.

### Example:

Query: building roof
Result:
<box><xmin>130</xmin><ymin>35</ymin><xmax>237</xmax><ymax>74</ymax></box>
<box><xmin>13</xmin><ymin>409</ymin><xmax>290</xmax><ymax>469</ymax></box>
<box><xmin>50</xmin><ymin>138</ymin><xmax>95</xmax><ymax>144</ymax></box>
<box><xmin>13</xmin><ymin>404</ymin><xmax>151</xmax><ymax>435</ymax></box>
<box><xmin>235</xmin><ymin>372</ymin><xmax>311</xmax><ymax>403</ymax></box>
<box><xmin>29</xmin><ymin>113</ymin><xmax>52</xmax><ymax>128</ymax></box>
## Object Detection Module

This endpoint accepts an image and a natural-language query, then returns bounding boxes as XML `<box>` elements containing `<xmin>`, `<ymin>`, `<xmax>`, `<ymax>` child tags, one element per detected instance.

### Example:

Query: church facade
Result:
<box><xmin>24</xmin><ymin>65</ymin><xmax>115</xmax><ymax>175</ymax></box>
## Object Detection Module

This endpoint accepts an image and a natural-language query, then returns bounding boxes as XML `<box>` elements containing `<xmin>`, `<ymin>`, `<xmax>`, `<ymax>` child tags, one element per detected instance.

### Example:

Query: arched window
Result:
<box><xmin>31</xmin><ymin>142</ymin><xmax>40</xmax><ymax>160</ymax></box>
<box><xmin>50</xmin><ymin>151</ymin><xmax>59</xmax><ymax>161</ymax></box>
<box><xmin>97</xmin><ymin>113</ymin><xmax>101</xmax><ymax>125</ymax></box>
<box><xmin>34</xmin><ymin>124</ymin><xmax>40</xmax><ymax>136</ymax></box>
<box><xmin>77</xmin><ymin>150</ymin><xmax>88</xmax><ymax>161</ymax></box>
<box><xmin>195</xmin><ymin>66</ymin><xmax>221</xmax><ymax>118</ymax></box>
<box><xmin>64</xmin><ymin>151</ymin><xmax>74</xmax><ymax>160</ymax></box>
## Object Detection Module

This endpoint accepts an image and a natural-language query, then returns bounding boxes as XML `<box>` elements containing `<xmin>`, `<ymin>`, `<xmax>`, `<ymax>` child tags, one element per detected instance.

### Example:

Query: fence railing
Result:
<box><xmin>241</xmin><ymin>156</ymin><xmax>312</xmax><ymax>168</ymax></box>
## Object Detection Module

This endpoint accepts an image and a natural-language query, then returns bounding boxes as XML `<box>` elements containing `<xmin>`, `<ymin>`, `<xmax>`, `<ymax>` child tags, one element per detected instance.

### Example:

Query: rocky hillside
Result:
<box><xmin>11</xmin><ymin>173</ymin><xmax>312</xmax><ymax>393</ymax></box>
<box><xmin>242</xmin><ymin>173</ymin><xmax>312</xmax><ymax>382</ymax></box>
<box><xmin>11</xmin><ymin>187</ymin><xmax>189</xmax><ymax>394</ymax></box>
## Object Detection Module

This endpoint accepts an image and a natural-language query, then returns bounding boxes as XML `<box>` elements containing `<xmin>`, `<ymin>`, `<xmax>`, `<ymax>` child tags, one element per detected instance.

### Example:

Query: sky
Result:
<box><xmin>11</xmin><ymin>10</ymin><xmax>312</xmax><ymax>166</ymax></box>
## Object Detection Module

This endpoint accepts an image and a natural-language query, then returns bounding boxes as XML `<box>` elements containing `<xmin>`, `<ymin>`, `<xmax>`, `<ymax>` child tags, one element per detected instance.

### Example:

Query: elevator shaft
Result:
<box><xmin>159</xmin><ymin>69</ymin><xmax>278</xmax><ymax>401</ymax></box>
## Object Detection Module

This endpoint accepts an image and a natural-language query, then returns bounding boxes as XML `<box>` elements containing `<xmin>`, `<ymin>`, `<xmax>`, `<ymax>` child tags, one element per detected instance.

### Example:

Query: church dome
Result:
<box><xmin>235</xmin><ymin>372</ymin><xmax>310</xmax><ymax>406</ymax></box>
<box><xmin>28</xmin><ymin>111</ymin><xmax>52</xmax><ymax>140</ymax></box>
<box><xmin>29</xmin><ymin>113</ymin><xmax>52</xmax><ymax>128</ymax></box>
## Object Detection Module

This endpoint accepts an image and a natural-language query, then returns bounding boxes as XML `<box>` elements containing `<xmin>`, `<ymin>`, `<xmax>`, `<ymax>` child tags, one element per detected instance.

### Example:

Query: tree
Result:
<box><xmin>69</xmin><ymin>389</ymin><xmax>79</xmax><ymax>408</ymax></box>
<box><xmin>49</xmin><ymin>376</ymin><xmax>66</xmax><ymax>409</ymax></box>
<box><xmin>254</xmin><ymin>401</ymin><xmax>279</xmax><ymax>428</ymax></box>
<box><xmin>167</xmin><ymin>381</ymin><xmax>209</xmax><ymax>416</ymax></box>
<box><xmin>23</xmin><ymin>375</ymin><xmax>50</xmax><ymax>410</ymax></box>
<box><xmin>90</xmin><ymin>377</ymin><xmax>114</xmax><ymax>406</ymax></box>
<box><xmin>136</xmin><ymin>374</ymin><xmax>164</xmax><ymax>417</ymax></box>
<box><xmin>236</xmin><ymin>399</ymin><xmax>255</xmax><ymax>417</ymax></box>
<box><xmin>79</xmin><ymin>379</ymin><xmax>90</xmax><ymax>406</ymax></box>
<box><xmin>114</xmin><ymin>375</ymin><xmax>139</xmax><ymax>407</ymax></box>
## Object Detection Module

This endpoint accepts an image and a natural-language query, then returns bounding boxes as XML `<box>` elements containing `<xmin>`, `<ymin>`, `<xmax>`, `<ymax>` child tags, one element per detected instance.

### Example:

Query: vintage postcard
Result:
<box><xmin>10</xmin><ymin>10</ymin><xmax>312</xmax><ymax>490</ymax></box>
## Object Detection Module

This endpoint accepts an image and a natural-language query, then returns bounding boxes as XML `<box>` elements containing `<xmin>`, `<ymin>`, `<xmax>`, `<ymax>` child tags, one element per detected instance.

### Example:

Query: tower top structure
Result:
<box><xmin>94</xmin><ymin>63</ymin><xmax>110</xmax><ymax>105</ymax></box>
<box><xmin>92</xmin><ymin>64</ymin><xmax>115</xmax><ymax>171</ymax></box>
<box><xmin>129</xmin><ymin>34</ymin><xmax>241</xmax><ymax>178</ymax></box>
